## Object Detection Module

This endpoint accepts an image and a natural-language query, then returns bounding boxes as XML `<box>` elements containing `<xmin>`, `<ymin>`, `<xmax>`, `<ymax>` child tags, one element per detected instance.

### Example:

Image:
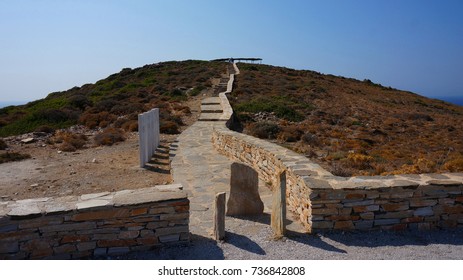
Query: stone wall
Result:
<box><xmin>212</xmin><ymin>128</ymin><xmax>329</xmax><ymax>231</ymax></box>
<box><xmin>309</xmin><ymin>175</ymin><xmax>463</xmax><ymax>231</ymax></box>
<box><xmin>0</xmin><ymin>185</ymin><xmax>189</xmax><ymax>259</ymax></box>
<box><xmin>212</xmin><ymin>62</ymin><xmax>463</xmax><ymax>232</ymax></box>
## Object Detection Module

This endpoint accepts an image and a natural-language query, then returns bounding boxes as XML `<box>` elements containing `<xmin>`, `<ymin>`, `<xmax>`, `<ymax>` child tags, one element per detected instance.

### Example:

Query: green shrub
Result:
<box><xmin>249</xmin><ymin>121</ymin><xmax>280</xmax><ymax>139</ymax></box>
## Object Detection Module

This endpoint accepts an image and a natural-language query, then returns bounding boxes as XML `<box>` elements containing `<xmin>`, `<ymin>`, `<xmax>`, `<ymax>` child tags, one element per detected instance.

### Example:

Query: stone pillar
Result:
<box><xmin>226</xmin><ymin>162</ymin><xmax>264</xmax><ymax>216</ymax></box>
<box><xmin>271</xmin><ymin>171</ymin><xmax>286</xmax><ymax>238</ymax></box>
<box><xmin>213</xmin><ymin>192</ymin><xmax>226</xmax><ymax>241</ymax></box>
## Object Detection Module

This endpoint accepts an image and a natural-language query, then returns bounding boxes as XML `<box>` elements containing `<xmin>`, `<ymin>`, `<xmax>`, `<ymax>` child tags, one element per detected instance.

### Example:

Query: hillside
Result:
<box><xmin>1</xmin><ymin>60</ymin><xmax>462</xmax><ymax>176</ymax></box>
<box><xmin>230</xmin><ymin>63</ymin><xmax>463</xmax><ymax>176</ymax></box>
<box><xmin>0</xmin><ymin>60</ymin><xmax>227</xmax><ymax>137</ymax></box>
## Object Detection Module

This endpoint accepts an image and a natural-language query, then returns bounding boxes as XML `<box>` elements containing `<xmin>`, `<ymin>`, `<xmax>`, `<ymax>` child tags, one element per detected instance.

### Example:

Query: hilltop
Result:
<box><xmin>1</xmin><ymin>60</ymin><xmax>462</xmax><ymax>176</ymax></box>
<box><xmin>0</xmin><ymin>60</ymin><xmax>226</xmax><ymax>137</ymax></box>
<box><xmin>231</xmin><ymin>63</ymin><xmax>463</xmax><ymax>176</ymax></box>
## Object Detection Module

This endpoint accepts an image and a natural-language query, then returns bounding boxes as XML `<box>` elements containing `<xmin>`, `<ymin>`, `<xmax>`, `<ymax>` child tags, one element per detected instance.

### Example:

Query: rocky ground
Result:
<box><xmin>0</xmin><ymin>85</ymin><xmax>216</xmax><ymax>201</ymax></box>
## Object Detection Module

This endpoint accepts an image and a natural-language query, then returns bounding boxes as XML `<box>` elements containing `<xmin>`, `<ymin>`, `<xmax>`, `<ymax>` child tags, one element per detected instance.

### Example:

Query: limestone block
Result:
<box><xmin>226</xmin><ymin>163</ymin><xmax>264</xmax><ymax>216</ymax></box>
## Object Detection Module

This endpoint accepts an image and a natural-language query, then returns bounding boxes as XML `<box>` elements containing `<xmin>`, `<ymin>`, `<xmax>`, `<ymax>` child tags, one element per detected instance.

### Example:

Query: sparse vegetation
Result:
<box><xmin>232</xmin><ymin>62</ymin><xmax>463</xmax><ymax>176</ymax></box>
<box><xmin>0</xmin><ymin>139</ymin><xmax>7</xmax><ymax>150</ymax></box>
<box><xmin>0</xmin><ymin>152</ymin><xmax>31</xmax><ymax>164</ymax></box>
<box><xmin>0</xmin><ymin>60</ymin><xmax>226</xmax><ymax>137</ymax></box>
<box><xmin>94</xmin><ymin>127</ymin><xmax>126</xmax><ymax>146</ymax></box>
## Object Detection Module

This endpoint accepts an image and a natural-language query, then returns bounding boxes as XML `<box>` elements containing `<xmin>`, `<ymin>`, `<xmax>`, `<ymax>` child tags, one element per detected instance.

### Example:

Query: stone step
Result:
<box><xmin>198</xmin><ymin>113</ymin><xmax>224</xmax><ymax>121</ymax></box>
<box><xmin>201</xmin><ymin>97</ymin><xmax>221</xmax><ymax>105</ymax></box>
<box><xmin>201</xmin><ymin>104</ymin><xmax>223</xmax><ymax>113</ymax></box>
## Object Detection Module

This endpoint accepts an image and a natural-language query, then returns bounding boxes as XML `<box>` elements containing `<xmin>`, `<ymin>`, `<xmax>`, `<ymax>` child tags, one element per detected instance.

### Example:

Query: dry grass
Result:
<box><xmin>232</xmin><ymin>63</ymin><xmax>463</xmax><ymax>176</ymax></box>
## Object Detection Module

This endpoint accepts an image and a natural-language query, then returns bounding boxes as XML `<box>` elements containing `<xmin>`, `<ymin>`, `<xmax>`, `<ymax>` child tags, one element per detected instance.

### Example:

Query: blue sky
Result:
<box><xmin>1</xmin><ymin>0</ymin><xmax>462</xmax><ymax>103</ymax></box>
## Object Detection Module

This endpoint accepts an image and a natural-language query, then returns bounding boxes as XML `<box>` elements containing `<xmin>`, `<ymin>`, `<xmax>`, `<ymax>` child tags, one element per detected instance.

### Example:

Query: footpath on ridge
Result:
<box><xmin>169</xmin><ymin>65</ymin><xmax>304</xmax><ymax>240</ymax></box>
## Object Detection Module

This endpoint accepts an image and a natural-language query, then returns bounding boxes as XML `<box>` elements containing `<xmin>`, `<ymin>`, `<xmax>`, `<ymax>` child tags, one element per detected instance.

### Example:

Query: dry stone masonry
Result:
<box><xmin>212</xmin><ymin>62</ymin><xmax>463</xmax><ymax>233</ymax></box>
<box><xmin>0</xmin><ymin>185</ymin><xmax>189</xmax><ymax>259</ymax></box>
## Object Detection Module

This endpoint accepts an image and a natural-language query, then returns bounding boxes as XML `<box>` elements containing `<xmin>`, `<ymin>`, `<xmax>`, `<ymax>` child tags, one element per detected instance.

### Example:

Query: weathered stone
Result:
<box><xmin>155</xmin><ymin>226</ymin><xmax>189</xmax><ymax>236</ymax></box>
<box><xmin>339</xmin><ymin>208</ymin><xmax>353</xmax><ymax>215</ymax></box>
<box><xmin>93</xmin><ymin>248</ymin><xmax>107</xmax><ymax>256</ymax></box>
<box><xmin>77</xmin><ymin>242</ymin><xmax>96</xmax><ymax>251</ymax></box>
<box><xmin>413</xmin><ymin>207</ymin><xmax>434</xmax><ymax>217</ymax></box>
<box><xmin>0</xmin><ymin>241</ymin><xmax>19</xmax><ymax>254</ymax></box>
<box><xmin>8</xmin><ymin>203</ymin><xmax>42</xmax><ymax>217</ymax></box>
<box><xmin>0</xmin><ymin>224</ymin><xmax>18</xmax><ymax>233</ymax></box>
<box><xmin>410</xmin><ymin>199</ymin><xmax>437</xmax><ymax>207</ymax></box>
<box><xmin>381</xmin><ymin>202</ymin><xmax>409</xmax><ymax>212</ymax></box>
<box><xmin>353</xmin><ymin>204</ymin><xmax>379</xmax><ymax>213</ymax></box>
<box><xmin>381</xmin><ymin>224</ymin><xmax>407</xmax><ymax>231</ymax></box>
<box><xmin>53</xmin><ymin>244</ymin><xmax>76</xmax><ymax>254</ymax></box>
<box><xmin>426</xmin><ymin>180</ymin><xmax>462</xmax><ymax>186</ymax></box>
<box><xmin>374</xmin><ymin>219</ymin><xmax>400</xmax><ymax>226</ymax></box>
<box><xmin>401</xmin><ymin>216</ymin><xmax>423</xmax><ymax>223</ymax></box>
<box><xmin>311</xmin><ymin>208</ymin><xmax>338</xmax><ymax>215</ymax></box>
<box><xmin>334</xmin><ymin>220</ymin><xmax>355</xmax><ymax>230</ymax></box>
<box><xmin>438</xmin><ymin>198</ymin><xmax>455</xmax><ymax>205</ymax></box>
<box><xmin>226</xmin><ymin>163</ymin><xmax>264</xmax><ymax>216</ymax></box>
<box><xmin>271</xmin><ymin>172</ymin><xmax>286</xmax><ymax>238</ymax></box>
<box><xmin>21</xmin><ymin>137</ymin><xmax>35</xmax><ymax>144</ymax></box>
<box><xmin>137</xmin><ymin>237</ymin><xmax>159</xmax><ymax>245</ymax></box>
<box><xmin>21</xmin><ymin>239</ymin><xmax>54</xmax><ymax>258</ymax></box>
<box><xmin>354</xmin><ymin>220</ymin><xmax>373</xmax><ymax>229</ymax></box>
<box><xmin>159</xmin><ymin>234</ymin><xmax>180</xmax><ymax>243</ymax></box>
<box><xmin>149</xmin><ymin>207</ymin><xmax>175</xmax><ymax>214</ymax></box>
<box><xmin>72</xmin><ymin>208</ymin><xmax>130</xmax><ymax>221</ymax></box>
<box><xmin>40</xmin><ymin>221</ymin><xmax>96</xmax><ymax>233</ymax></box>
<box><xmin>327</xmin><ymin>215</ymin><xmax>359</xmax><ymax>221</ymax></box>
<box><xmin>61</xmin><ymin>235</ymin><xmax>90</xmax><ymax>243</ymax></box>
<box><xmin>360</xmin><ymin>212</ymin><xmax>375</xmax><ymax>220</ymax></box>
<box><xmin>376</xmin><ymin>210</ymin><xmax>413</xmax><ymax>219</ymax></box>
<box><xmin>80</xmin><ymin>192</ymin><xmax>110</xmax><ymax>200</ymax></box>
<box><xmin>146</xmin><ymin>221</ymin><xmax>169</xmax><ymax>229</ymax></box>
<box><xmin>213</xmin><ymin>192</ymin><xmax>226</xmax><ymax>241</ymax></box>
<box><xmin>113</xmin><ymin>188</ymin><xmax>187</xmax><ymax>206</ymax></box>
<box><xmin>387</xmin><ymin>180</ymin><xmax>420</xmax><ymax>188</ymax></box>
<box><xmin>343</xmin><ymin>200</ymin><xmax>374</xmax><ymax>207</ymax></box>
<box><xmin>118</xmin><ymin>230</ymin><xmax>140</xmax><ymax>239</ymax></box>
<box><xmin>345</xmin><ymin>193</ymin><xmax>365</xmax><ymax>200</ymax></box>
<box><xmin>312</xmin><ymin>221</ymin><xmax>334</xmax><ymax>229</ymax></box>
<box><xmin>76</xmin><ymin>199</ymin><xmax>110</xmax><ymax>210</ymax></box>
<box><xmin>130</xmin><ymin>208</ymin><xmax>148</xmax><ymax>216</ymax></box>
<box><xmin>97</xmin><ymin>239</ymin><xmax>137</xmax><ymax>247</ymax></box>
<box><xmin>320</xmin><ymin>192</ymin><xmax>346</xmax><ymax>200</ymax></box>
<box><xmin>159</xmin><ymin>213</ymin><xmax>189</xmax><ymax>221</ymax></box>
<box><xmin>107</xmin><ymin>247</ymin><xmax>130</xmax><ymax>255</ymax></box>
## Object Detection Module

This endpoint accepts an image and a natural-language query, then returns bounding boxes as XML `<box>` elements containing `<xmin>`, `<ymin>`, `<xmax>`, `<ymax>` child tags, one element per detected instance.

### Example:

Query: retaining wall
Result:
<box><xmin>212</xmin><ymin>62</ymin><xmax>463</xmax><ymax>232</ymax></box>
<box><xmin>0</xmin><ymin>185</ymin><xmax>189</xmax><ymax>259</ymax></box>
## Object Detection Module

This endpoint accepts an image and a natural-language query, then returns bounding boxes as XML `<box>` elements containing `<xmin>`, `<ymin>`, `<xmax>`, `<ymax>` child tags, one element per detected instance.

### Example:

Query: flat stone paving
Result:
<box><xmin>170</xmin><ymin>111</ymin><xmax>304</xmax><ymax>240</ymax></box>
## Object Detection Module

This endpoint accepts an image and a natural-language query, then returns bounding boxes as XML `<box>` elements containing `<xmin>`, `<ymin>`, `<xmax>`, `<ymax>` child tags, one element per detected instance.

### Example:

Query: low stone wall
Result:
<box><xmin>212</xmin><ymin>127</ymin><xmax>329</xmax><ymax>231</ymax></box>
<box><xmin>309</xmin><ymin>175</ymin><xmax>463</xmax><ymax>231</ymax></box>
<box><xmin>212</xmin><ymin>62</ymin><xmax>463</xmax><ymax>233</ymax></box>
<box><xmin>0</xmin><ymin>185</ymin><xmax>189</xmax><ymax>259</ymax></box>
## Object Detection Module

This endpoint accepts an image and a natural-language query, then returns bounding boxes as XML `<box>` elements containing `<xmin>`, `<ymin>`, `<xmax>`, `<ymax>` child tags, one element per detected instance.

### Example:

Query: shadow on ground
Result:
<box><xmin>117</xmin><ymin>234</ymin><xmax>225</xmax><ymax>260</ymax></box>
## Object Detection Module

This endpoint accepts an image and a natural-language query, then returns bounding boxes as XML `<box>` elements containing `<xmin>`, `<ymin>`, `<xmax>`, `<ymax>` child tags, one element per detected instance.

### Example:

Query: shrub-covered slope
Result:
<box><xmin>0</xmin><ymin>60</ymin><xmax>226</xmax><ymax>137</ymax></box>
<box><xmin>231</xmin><ymin>63</ymin><xmax>463</xmax><ymax>176</ymax></box>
